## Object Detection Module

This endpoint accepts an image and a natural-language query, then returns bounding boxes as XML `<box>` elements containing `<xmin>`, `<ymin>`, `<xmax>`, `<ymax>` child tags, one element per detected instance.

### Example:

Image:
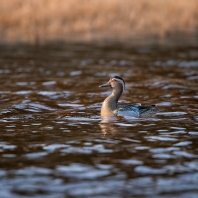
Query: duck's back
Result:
<box><xmin>117</xmin><ymin>103</ymin><xmax>141</xmax><ymax>117</ymax></box>
<box><xmin>117</xmin><ymin>103</ymin><xmax>159</xmax><ymax>117</ymax></box>
<box><xmin>139</xmin><ymin>105</ymin><xmax>159</xmax><ymax>117</ymax></box>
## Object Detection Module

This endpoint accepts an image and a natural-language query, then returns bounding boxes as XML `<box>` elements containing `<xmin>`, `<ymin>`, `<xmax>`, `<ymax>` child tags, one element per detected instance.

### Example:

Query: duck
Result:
<box><xmin>99</xmin><ymin>76</ymin><xmax>159</xmax><ymax>118</ymax></box>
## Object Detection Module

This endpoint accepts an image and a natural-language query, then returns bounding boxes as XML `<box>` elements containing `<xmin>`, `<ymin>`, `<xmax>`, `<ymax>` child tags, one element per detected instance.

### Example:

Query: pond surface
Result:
<box><xmin>0</xmin><ymin>43</ymin><xmax>198</xmax><ymax>198</ymax></box>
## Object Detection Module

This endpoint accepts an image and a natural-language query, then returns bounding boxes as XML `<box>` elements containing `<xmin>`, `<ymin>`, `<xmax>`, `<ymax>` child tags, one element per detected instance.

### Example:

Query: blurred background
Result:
<box><xmin>0</xmin><ymin>0</ymin><xmax>198</xmax><ymax>45</ymax></box>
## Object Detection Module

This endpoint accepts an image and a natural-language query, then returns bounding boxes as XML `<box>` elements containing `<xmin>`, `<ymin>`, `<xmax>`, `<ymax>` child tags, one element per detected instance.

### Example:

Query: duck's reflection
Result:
<box><xmin>99</xmin><ymin>118</ymin><xmax>122</xmax><ymax>135</ymax></box>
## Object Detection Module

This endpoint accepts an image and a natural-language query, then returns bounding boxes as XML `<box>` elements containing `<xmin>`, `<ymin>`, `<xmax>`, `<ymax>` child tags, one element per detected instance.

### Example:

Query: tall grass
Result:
<box><xmin>0</xmin><ymin>0</ymin><xmax>198</xmax><ymax>44</ymax></box>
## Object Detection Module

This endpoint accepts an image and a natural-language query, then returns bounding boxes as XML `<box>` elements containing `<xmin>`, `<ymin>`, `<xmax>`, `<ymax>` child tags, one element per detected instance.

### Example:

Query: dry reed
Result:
<box><xmin>0</xmin><ymin>0</ymin><xmax>198</xmax><ymax>44</ymax></box>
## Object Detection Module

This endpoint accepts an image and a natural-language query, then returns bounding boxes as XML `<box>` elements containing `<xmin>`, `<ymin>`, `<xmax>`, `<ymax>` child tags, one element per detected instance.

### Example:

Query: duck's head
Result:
<box><xmin>99</xmin><ymin>76</ymin><xmax>125</xmax><ymax>90</ymax></box>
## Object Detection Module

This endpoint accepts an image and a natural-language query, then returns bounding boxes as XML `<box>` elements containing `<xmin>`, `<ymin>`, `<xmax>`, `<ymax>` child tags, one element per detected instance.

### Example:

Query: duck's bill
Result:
<box><xmin>99</xmin><ymin>82</ymin><xmax>110</xmax><ymax>88</ymax></box>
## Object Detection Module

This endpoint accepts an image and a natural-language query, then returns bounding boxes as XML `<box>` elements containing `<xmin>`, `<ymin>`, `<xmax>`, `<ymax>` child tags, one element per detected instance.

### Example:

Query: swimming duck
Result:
<box><xmin>99</xmin><ymin>76</ymin><xmax>159</xmax><ymax>118</ymax></box>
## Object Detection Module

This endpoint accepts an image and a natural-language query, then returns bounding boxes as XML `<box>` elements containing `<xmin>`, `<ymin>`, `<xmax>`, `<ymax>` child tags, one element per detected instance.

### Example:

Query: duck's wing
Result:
<box><xmin>117</xmin><ymin>104</ymin><xmax>141</xmax><ymax>117</ymax></box>
<box><xmin>138</xmin><ymin>105</ymin><xmax>160</xmax><ymax>117</ymax></box>
<box><xmin>119</xmin><ymin>103</ymin><xmax>141</xmax><ymax>111</ymax></box>
<box><xmin>117</xmin><ymin>104</ymin><xmax>159</xmax><ymax>117</ymax></box>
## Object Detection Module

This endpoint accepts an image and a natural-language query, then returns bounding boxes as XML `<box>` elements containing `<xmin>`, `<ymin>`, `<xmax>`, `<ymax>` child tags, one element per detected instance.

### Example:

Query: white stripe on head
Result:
<box><xmin>112</xmin><ymin>77</ymin><xmax>125</xmax><ymax>90</ymax></box>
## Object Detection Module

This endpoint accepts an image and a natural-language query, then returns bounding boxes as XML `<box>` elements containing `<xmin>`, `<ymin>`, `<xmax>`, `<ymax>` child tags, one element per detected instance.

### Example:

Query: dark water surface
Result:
<box><xmin>0</xmin><ymin>43</ymin><xmax>198</xmax><ymax>198</ymax></box>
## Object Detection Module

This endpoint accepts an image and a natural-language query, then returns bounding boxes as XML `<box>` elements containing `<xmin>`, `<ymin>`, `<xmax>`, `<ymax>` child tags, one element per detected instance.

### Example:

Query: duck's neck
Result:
<box><xmin>101</xmin><ymin>86</ymin><xmax>123</xmax><ymax>118</ymax></box>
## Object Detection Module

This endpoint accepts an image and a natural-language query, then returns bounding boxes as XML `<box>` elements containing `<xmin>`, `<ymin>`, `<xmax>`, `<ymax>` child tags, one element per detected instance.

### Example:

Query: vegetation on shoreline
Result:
<box><xmin>0</xmin><ymin>0</ymin><xmax>198</xmax><ymax>44</ymax></box>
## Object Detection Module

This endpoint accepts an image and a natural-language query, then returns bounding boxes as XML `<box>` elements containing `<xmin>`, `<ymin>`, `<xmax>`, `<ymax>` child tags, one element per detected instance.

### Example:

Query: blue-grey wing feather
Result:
<box><xmin>117</xmin><ymin>103</ymin><xmax>159</xmax><ymax>117</ymax></box>
<box><xmin>117</xmin><ymin>104</ymin><xmax>141</xmax><ymax>117</ymax></box>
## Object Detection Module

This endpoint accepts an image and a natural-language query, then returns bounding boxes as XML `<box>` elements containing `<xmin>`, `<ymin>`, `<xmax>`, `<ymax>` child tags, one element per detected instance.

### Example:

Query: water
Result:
<box><xmin>0</xmin><ymin>43</ymin><xmax>198</xmax><ymax>198</ymax></box>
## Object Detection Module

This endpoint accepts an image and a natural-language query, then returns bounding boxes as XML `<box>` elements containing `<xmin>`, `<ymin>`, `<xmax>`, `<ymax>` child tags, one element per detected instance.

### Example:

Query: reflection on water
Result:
<box><xmin>0</xmin><ymin>43</ymin><xmax>198</xmax><ymax>197</ymax></box>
